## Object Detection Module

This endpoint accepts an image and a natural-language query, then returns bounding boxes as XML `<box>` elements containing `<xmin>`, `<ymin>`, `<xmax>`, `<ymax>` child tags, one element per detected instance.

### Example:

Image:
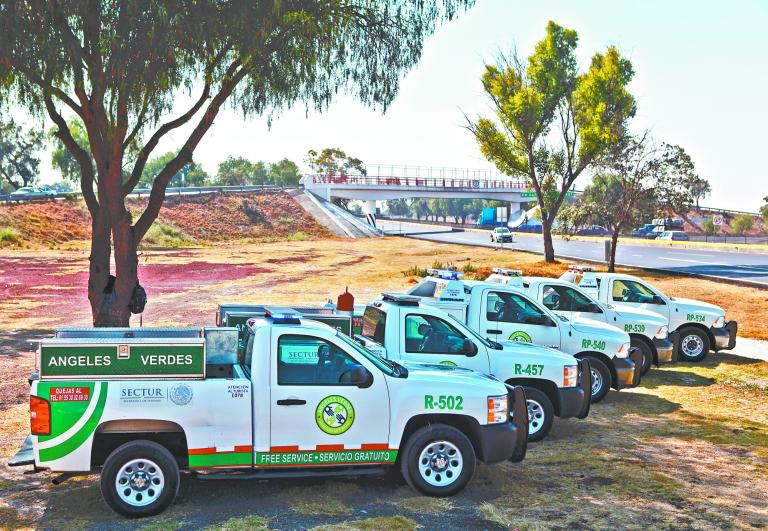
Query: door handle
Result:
<box><xmin>276</xmin><ymin>399</ymin><xmax>306</xmax><ymax>406</ymax></box>
<box><xmin>486</xmin><ymin>329</ymin><xmax>502</xmax><ymax>335</ymax></box>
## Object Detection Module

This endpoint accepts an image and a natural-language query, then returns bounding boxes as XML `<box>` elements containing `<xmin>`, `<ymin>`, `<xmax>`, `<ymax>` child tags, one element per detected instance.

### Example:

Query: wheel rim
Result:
<box><xmin>418</xmin><ymin>440</ymin><xmax>463</xmax><ymax>487</ymax></box>
<box><xmin>527</xmin><ymin>399</ymin><xmax>546</xmax><ymax>435</ymax></box>
<box><xmin>115</xmin><ymin>458</ymin><xmax>165</xmax><ymax>507</ymax></box>
<box><xmin>681</xmin><ymin>334</ymin><xmax>704</xmax><ymax>358</ymax></box>
<box><xmin>590</xmin><ymin>367</ymin><xmax>604</xmax><ymax>397</ymax></box>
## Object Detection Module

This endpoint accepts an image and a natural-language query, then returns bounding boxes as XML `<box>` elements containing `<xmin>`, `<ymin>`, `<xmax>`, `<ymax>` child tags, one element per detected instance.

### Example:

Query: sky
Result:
<box><xmin>28</xmin><ymin>0</ymin><xmax>768</xmax><ymax>212</ymax></box>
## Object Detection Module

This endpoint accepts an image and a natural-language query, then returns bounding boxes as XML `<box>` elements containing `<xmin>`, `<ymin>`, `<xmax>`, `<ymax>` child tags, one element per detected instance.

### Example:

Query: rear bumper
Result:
<box><xmin>612</xmin><ymin>349</ymin><xmax>641</xmax><ymax>390</ymax></box>
<box><xmin>653</xmin><ymin>337</ymin><xmax>675</xmax><ymax>364</ymax></box>
<box><xmin>712</xmin><ymin>321</ymin><xmax>737</xmax><ymax>351</ymax></box>
<box><xmin>557</xmin><ymin>359</ymin><xmax>591</xmax><ymax>419</ymax></box>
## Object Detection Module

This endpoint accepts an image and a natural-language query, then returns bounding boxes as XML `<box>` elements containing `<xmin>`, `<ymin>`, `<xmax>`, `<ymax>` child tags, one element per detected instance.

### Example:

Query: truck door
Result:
<box><xmin>400</xmin><ymin>313</ymin><xmax>491</xmax><ymax>373</ymax></box>
<box><xmin>482</xmin><ymin>290</ymin><xmax>561</xmax><ymax>348</ymax></box>
<box><xmin>265</xmin><ymin>332</ymin><xmax>391</xmax><ymax>467</ymax></box>
<box><xmin>540</xmin><ymin>284</ymin><xmax>606</xmax><ymax>324</ymax></box>
<box><xmin>609</xmin><ymin>279</ymin><xmax>670</xmax><ymax>321</ymax></box>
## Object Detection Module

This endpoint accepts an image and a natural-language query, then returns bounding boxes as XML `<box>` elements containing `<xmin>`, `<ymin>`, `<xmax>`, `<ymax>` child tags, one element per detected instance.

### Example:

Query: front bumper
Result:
<box><xmin>491</xmin><ymin>386</ymin><xmax>527</xmax><ymax>464</ymax></box>
<box><xmin>653</xmin><ymin>336</ymin><xmax>675</xmax><ymax>364</ymax></box>
<box><xmin>612</xmin><ymin>348</ymin><xmax>642</xmax><ymax>390</ymax></box>
<box><xmin>712</xmin><ymin>321</ymin><xmax>737</xmax><ymax>351</ymax></box>
<box><xmin>557</xmin><ymin>359</ymin><xmax>591</xmax><ymax>419</ymax></box>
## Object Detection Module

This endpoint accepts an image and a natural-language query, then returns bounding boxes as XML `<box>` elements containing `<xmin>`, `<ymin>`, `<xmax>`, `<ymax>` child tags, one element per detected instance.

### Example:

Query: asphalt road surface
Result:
<box><xmin>379</xmin><ymin>220</ymin><xmax>768</xmax><ymax>286</ymax></box>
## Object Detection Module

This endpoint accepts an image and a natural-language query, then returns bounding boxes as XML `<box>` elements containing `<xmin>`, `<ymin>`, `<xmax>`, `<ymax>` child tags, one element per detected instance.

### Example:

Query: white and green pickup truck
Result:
<box><xmin>407</xmin><ymin>270</ymin><xmax>641</xmax><ymax>404</ymax></box>
<box><xmin>10</xmin><ymin>309</ymin><xmax>527</xmax><ymax>518</ymax></box>
<box><xmin>560</xmin><ymin>266</ymin><xmax>738</xmax><ymax>361</ymax></box>
<box><xmin>353</xmin><ymin>293</ymin><xmax>592</xmax><ymax>442</ymax></box>
<box><xmin>485</xmin><ymin>268</ymin><xmax>677</xmax><ymax>375</ymax></box>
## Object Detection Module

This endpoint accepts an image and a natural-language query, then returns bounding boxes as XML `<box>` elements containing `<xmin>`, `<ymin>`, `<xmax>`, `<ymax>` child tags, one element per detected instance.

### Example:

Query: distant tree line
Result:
<box><xmin>385</xmin><ymin>198</ymin><xmax>507</xmax><ymax>224</ymax></box>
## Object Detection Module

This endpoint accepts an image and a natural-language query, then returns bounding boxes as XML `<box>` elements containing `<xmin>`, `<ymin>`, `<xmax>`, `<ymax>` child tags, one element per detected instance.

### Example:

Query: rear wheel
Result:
<box><xmin>100</xmin><ymin>440</ymin><xmax>180</xmax><ymax>518</ymax></box>
<box><xmin>679</xmin><ymin>327</ymin><xmax>710</xmax><ymax>362</ymax></box>
<box><xmin>584</xmin><ymin>357</ymin><xmax>611</xmax><ymax>403</ymax></box>
<box><xmin>522</xmin><ymin>387</ymin><xmax>554</xmax><ymax>442</ymax></box>
<box><xmin>401</xmin><ymin>424</ymin><xmax>475</xmax><ymax>497</ymax></box>
<box><xmin>632</xmin><ymin>338</ymin><xmax>654</xmax><ymax>376</ymax></box>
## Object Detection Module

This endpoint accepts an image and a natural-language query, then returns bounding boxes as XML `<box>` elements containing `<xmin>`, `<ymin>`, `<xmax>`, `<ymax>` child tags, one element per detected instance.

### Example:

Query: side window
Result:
<box><xmin>612</xmin><ymin>280</ymin><xmax>655</xmax><ymax>303</ymax></box>
<box><xmin>405</xmin><ymin>314</ymin><xmax>467</xmax><ymax>354</ymax></box>
<box><xmin>277</xmin><ymin>334</ymin><xmax>360</xmax><ymax>386</ymax></box>
<box><xmin>486</xmin><ymin>291</ymin><xmax>545</xmax><ymax>324</ymax></box>
<box><xmin>361</xmin><ymin>307</ymin><xmax>387</xmax><ymax>344</ymax></box>
<box><xmin>542</xmin><ymin>285</ymin><xmax>599</xmax><ymax>313</ymax></box>
<box><xmin>243</xmin><ymin>329</ymin><xmax>255</xmax><ymax>371</ymax></box>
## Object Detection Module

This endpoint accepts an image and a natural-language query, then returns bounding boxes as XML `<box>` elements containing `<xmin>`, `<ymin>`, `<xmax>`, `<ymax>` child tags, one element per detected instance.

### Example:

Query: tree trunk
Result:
<box><xmin>88</xmin><ymin>207</ymin><xmax>112</xmax><ymax>324</ymax></box>
<box><xmin>542</xmin><ymin>219</ymin><xmax>555</xmax><ymax>262</ymax></box>
<box><xmin>608</xmin><ymin>229</ymin><xmax>620</xmax><ymax>272</ymax></box>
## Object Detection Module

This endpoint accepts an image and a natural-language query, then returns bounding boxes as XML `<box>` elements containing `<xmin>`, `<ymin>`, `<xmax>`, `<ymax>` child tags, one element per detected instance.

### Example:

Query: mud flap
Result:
<box><xmin>629</xmin><ymin>347</ymin><xmax>643</xmax><ymax>387</ymax></box>
<box><xmin>577</xmin><ymin>359</ymin><xmax>592</xmax><ymax>419</ymax></box>
<box><xmin>8</xmin><ymin>435</ymin><xmax>34</xmax><ymax>467</ymax></box>
<box><xmin>669</xmin><ymin>330</ymin><xmax>681</xmax><ymax>363</ymax></box>
<box><xmin>508</xmin><ymin>386</ymin><xmax>528</xmax><ymax>463</ymax></box>
<box><xmin>725</xmin><ymin>321</ymin><xmax>737</xmax><ymax>350</ymax></box>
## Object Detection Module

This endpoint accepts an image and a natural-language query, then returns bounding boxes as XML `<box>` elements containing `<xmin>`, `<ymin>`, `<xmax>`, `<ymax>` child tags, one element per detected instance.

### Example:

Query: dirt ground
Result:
<box><xmin>1</xmin><ymin>237</ymin><xmax>767</xmax><ymax>530</ymax></box>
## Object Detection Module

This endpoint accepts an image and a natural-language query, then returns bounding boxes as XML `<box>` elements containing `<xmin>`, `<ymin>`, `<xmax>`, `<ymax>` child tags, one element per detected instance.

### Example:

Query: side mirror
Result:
<box><xmin>341</xmin><ymin>364</ymin><xmax>373</xmax><ymax>388</ymax></box>
<box><xmin>462</xmin><ymin>339</ymin><xmax>478</xmax><ymax>356</ymax></box>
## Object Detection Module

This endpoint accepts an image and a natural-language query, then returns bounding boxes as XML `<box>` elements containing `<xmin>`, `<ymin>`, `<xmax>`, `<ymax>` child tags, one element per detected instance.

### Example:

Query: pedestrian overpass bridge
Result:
<box><xmin>301</xmin><ymin>167</ymin><xmax>535</xmax><ymax>215</ymax></box>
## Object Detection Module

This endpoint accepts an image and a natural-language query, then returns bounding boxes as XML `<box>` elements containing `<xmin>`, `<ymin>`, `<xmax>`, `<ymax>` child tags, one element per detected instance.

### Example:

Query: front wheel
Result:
<box><xmin>679</xmin><ymin>327</ymin><xmax>710</xmax><ymax>362</ymax></box>
<box><xmin>522</xmin><ymin>387</ymin><xmax>554</xmax><ymax>442</ymax></box>
<box><xmin>100</xmin><ymin>440</ymin><xmax>180</xmax><ymax>518</ymax></box>
<box><xmin>584</xmin><ymin>357</ymin><xmax>611</xmax><ymax>403</ymax></box>
<box><xmin>631</xmin><ymin>338</ymin><xmax>654</xmax><ymax>376</ymax></box>
<box><xmin>400</xmin><ymin>424</ymin><xmax>475</xmax><ymax>497</ymax></box>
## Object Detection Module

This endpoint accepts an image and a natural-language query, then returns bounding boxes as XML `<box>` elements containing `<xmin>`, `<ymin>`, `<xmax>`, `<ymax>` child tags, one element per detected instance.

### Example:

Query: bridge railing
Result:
<box><xmin>309</xmin><ymin>174</ymin><xmax>527</xmax><ymax>189</ymax></box>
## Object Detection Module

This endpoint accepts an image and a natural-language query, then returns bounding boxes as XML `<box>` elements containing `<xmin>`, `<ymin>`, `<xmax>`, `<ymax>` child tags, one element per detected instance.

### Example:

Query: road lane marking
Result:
<box><xmin>657</xmin><ymin>257</ymin><xmax>708</xmax><ymax>264</ymax></box>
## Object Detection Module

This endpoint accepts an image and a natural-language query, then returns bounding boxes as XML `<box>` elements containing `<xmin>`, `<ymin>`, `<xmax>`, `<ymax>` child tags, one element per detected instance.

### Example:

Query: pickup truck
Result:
<box><xmin>10</xmin><ymin>309</ymin><xmax>527</xmax><ymax>518</ymax></box>
<box><xmin>354</xmin><ymin>293</ymin><xmax>591</xmax><ymax>442</ymax></box>
<box><xmin>560</xmin><ymin>266</ymin><xmax>738</xmax><ymax>361</ymax></box>
<box><xmin>485</xmin><ymin>268</ymin><xmax>678</xmax><ymax>375</ymax></box>
<box><xmin>407</xmin><ymin>270</ymin><xmax>640</xmax><ymax>404</ymax></box>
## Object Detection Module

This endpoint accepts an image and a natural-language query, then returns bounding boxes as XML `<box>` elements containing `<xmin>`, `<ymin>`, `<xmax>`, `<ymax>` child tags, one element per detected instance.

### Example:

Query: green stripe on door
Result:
<box><xmin>189</xmin><ymin>451</ymin><xmax>253</xmax><ymax>468</ymax></box>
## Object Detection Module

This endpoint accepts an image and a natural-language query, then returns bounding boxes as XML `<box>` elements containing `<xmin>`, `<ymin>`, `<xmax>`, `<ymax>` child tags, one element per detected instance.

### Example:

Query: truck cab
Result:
<box><xmin>355</xmin><ymin>292</ymin><xmax>591</xmax><ymax>442</ymax></box>
<box><xmin>11</xmin><ymin>310</ymin><xmax>527</xmax><ymax>518</ymax></box>
<box><xmin>407</xmin><ymin>270</ymin><xmax>641</xmax><ymax>404</ymax></box>
<box><xmin>560</xmin><ymin>266</ymin><xmax>738</xmax><ymax>362</ymax></box>
<box><xmin>485</xmin><ymin>268</ymin><xmax>678</xmax><ymax>375</ymax></box>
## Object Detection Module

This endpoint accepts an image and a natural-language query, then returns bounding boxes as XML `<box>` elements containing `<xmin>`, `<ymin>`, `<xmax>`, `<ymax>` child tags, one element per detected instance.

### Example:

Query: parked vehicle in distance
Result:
<box><xmin>575</xmin><ymin>226</ymin><xmax>611</xmax><ymax>236</ymax></box>
<box><xmin>657</xmin><ymin>231</ymin><xmax>689</xmax><ymax>241</ymax></box>
<box><xmin>475</xmin><ymin>207</ymin><xmax>508</xmax><ymax>229</ymax></box>
<box><xmin>9</xmin><ymin>186</ymin><xmax>56</xmax><ymax>198</ymax></box>
<box><xmin>11</xmin><ymin>311</ymin><xmax>528</xmax><ymax>517</ymax></box>
<box><xmin>629</xmin><ymin>224</ymin><xmax>656</xmax><ymax>238</ymax></box>
<box><xmin>490</xmin><ymin>227</ymin><xmax>514</xmax><ymax>243</ymax></box>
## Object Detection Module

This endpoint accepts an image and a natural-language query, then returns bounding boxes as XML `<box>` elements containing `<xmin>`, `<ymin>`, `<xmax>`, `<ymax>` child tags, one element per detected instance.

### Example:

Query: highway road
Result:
<box><xmin>378</xmin><ymin>220</ymin><xmax>768</xmax><ymax>286</ymax></box>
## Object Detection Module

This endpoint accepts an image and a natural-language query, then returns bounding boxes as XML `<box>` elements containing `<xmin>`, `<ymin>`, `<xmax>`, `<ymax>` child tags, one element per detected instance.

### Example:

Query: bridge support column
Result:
<box><xmin>363</xmin><ymin>199</ymin><xmax>377</xmax><ymax>216</ymax></box>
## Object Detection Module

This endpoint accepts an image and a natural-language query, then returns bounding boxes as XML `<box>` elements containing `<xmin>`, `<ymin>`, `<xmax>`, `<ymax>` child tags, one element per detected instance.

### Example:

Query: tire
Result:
<box><xmin>400</xmin><ymin>424</ymin><xmax>476</xmax><ymax>497</ymax></box>
<box><xmin>632</xmin><ymin>338</ymin><xmax>654</xmax><ymax>376</ymax></box>
<box><xmin>100</xmin><ymin>440</ymin><xmax>180</xmax><ymax>518</ymax></box>
<box><xmin>522</xmin><ymin>387</ymin><xmax>554</xmax><ymax>442</ymax></box>
<box><xmin>584</xmin><ymin>356</ymin><xmax>611</xmax><ymax>403</ymax></box>
<box><xmin>678</xmin><ymin>327</ymin><xmax>710</xmax><ymax>362</ymax></box>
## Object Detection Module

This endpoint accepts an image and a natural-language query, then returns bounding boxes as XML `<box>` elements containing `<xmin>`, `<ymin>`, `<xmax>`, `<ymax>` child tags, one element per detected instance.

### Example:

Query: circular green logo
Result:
<box><xmin>508</xmin><ymin>331</ymin><xmax>532</xmax><ymax>343</ymax></box>
<box><xmin>315</xmin><ymin>395</ymin><xmax>355</xmax><ymax>435</ymax></box>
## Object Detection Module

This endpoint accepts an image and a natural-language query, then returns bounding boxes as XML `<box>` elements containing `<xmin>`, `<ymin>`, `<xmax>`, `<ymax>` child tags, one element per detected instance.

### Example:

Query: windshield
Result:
<box><xmin>445</xmin><ymin>313</ymin><xmax>496</xmax><ymax>348</ymax></box>
<box><xmin>335</xmin><ymin>332</ymin><xmax>404</xmax><ymax>377</ymax></box>
<box><xmin>496</xmin><ymin>228</ymin><xmax>510</xmax><ymax>233</ymax></box>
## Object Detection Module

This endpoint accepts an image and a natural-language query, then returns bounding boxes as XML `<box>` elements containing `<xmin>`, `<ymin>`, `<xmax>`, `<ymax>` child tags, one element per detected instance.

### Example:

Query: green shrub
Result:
<box><xmin>291</xmin><ymin>231</ymin><xmax>308</xmax><ymax>241</ymax></box>
<box><xmin>141</xmin><ymin>223</ymin><xmax>194</xmax><ymax>247</ymax></box>
<box><xmin>402</xmin><ymin>265</ymin><xmax>428</xmax><ymax>277</ymax></box>
<box><xmin>0</xmin><ymin>227</ymin><xmax>24</xmax><ymax>246</ymax></box>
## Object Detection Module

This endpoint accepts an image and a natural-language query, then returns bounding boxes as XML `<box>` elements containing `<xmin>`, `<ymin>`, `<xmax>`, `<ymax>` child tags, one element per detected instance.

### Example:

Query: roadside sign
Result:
<box><xmin>713</xmin><ymin>215</ymin><xmax>724</xmax><ymax>226</ymax></box>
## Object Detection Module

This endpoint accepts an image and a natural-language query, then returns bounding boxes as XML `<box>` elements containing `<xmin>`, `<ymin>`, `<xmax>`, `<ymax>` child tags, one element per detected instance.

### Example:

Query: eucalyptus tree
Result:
<box><xmin>469</xmin><ymin>21</ymin><xmax>636</xmax><ymax>261</ymax></box>
<box><xmin>0</xmin><ymin>1</ymin><xmax>472</xmax><ymax>325</ymax></box>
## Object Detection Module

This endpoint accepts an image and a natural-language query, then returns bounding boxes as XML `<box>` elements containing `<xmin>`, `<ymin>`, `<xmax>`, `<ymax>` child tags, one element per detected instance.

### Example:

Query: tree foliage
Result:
<box><xmin>0</xmin><ymin>1</ymin><xmax>472</xmax><ymax>325</ymax></box>
<box><xmin>655</xmin><ymin>144</ymin><xmax>709</xmax><ymax>216</ymax></box>
<box><xmin>0</xmin><ymin>117</ymin><xmax>44</xmax><ymax>190</ymax></box>
<box><xmin>469</xmin><ymin>21</ymin><xmax>636</xmax><ymax>261</ymax></box>
<box><xmin>306</xmin><ymin>147</ymin><xmax>367</xmax><ymax>176</ymax></box>
<box><xmin>140</xmin><ymin>151</ymin><xmax>209</xmax><ymax>189</ymax></box>
<box><xmin>731</xmin><ymin>213</ymin><xmax>754</xmax><ymax>241</ymax></box>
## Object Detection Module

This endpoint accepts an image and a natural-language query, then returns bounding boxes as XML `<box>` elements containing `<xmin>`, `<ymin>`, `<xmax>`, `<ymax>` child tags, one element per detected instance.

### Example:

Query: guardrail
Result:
<box><xmin>309</xmin><ymin>175</ymin><xmax>527</xmax><ymax>189</ymax></box>
<box><xmin>0</xmin><ymin>184</ymin><xmax>286</xmax><ymax>205</ymax></box>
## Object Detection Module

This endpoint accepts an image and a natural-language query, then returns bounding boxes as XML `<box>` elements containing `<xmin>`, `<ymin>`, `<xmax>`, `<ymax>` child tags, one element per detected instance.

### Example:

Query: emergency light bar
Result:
<box><xmin>567</xmin><ymin>264</ymin><xmax>594</xmax><ymax>272</ymax></box>
<box><xmin>381</xmin><ymin>292</ymin><xmax>421</xmax><ymax>306</ymax></box>
<box><xmin>426</xmin><ymin>268</ymin><xmax>464</xmax><ymax>280</ymax></box>
<box><xmin>491</xmin><ymin>268</ymin><xmax>522</xmax><ymax>277</ymax></box>
<box><xmin>264</xmin><ymin>306</ymin><xmax>302</xmax><ymax>324</ymax></box>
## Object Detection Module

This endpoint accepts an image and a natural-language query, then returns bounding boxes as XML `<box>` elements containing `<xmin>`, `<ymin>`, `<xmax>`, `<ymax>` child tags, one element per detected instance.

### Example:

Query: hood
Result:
<box><xmin>397</xmin><ymin>360</ymin><xmax>506</xmax><ymax>390</ymax></box>
<box><xmin>669</xmin><ymin>297</ymin><xmax>725</xmax><ymax>316</ymax></box>
<box><xmin>569</xmin><ymin>316</ymin><xmax>630</xmax><ymax>342</ymax></box>
<box><xmin>609</xmin><ymin>304</ymin><xmax>668</xmax><ymax>327</ymax></box>
<box><xmin>495</xmin><ymin>340</ymin><xmax>578</xmax><ymax>365</ymax></box>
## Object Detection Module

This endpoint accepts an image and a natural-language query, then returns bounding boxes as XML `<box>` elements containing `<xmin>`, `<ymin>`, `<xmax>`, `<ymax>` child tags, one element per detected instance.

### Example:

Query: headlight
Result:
<box><xmin>616</xmin><ymin>341</ymin><xmax>631</xmax><ymax>358</ymax></box>
<box><xmin>487</xmin><ymin>395</ymin><xmax>508</xmax><ymax>424</ymax></box>
<box><xmin>712</xmin><ymin>316</ymin><xmax>724</xmax><ymax>328</ymax></box>
<box><xmin>563</xmin><ymin>365</ymin><xmax>578</xmax><ymax>387</ymax></box>
<box><xmin>654</xmin><ymin>325</ymin><xmax>669</xmax><ymax>339</ymax></box>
